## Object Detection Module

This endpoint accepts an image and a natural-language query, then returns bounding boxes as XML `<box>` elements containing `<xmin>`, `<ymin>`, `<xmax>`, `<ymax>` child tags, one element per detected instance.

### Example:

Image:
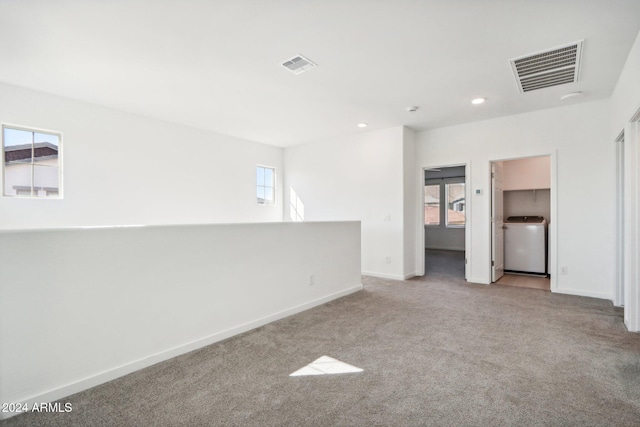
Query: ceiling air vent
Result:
<box><xmin>510</xmin><ymin>40</ymin><xmax>583</xmax><ymax>93</ymax></box>
<box><xmin>282</xmin><ymin>55</ymin><xmax>317</xmax><ymax>74</ymax></box>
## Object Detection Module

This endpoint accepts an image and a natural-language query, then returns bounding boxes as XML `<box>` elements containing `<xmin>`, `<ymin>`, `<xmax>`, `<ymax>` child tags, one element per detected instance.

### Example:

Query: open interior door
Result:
<box><xmin>491</xmin><ymin>162</ymin><xmax>504</xmax><ymax>282</ymax></box>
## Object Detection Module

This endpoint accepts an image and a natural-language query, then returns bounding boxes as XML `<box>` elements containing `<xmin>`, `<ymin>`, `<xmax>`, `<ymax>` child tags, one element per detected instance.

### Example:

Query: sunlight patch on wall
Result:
<box><xmin>290</xmin><ymin>188</ymin><xmax>305</xmax><ymax>221</ymax></box>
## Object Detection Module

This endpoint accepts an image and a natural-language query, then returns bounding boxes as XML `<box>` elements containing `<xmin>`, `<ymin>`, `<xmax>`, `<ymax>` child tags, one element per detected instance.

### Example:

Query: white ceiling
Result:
<box><xmin>1</xmin><ymin>0</ymin><xmax>639</xmax><ymax>147</ymax></box>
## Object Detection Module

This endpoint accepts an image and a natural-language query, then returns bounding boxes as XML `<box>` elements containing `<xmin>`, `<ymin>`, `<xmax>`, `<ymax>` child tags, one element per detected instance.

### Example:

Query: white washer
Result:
<box><xmin>504</xmin><ymin>216</ymin><xmax>547</xmax><ymax>274</ymax></box>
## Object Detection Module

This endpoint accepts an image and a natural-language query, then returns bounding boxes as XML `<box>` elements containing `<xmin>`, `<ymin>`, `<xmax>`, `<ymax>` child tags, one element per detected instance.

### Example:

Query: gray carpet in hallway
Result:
<box><xmin>2</xmin><ymin>274</ymin><xmax>640</xmax><ymax>426</ymax></box>
<box><xmin>425</xmin><ymin>249</ymin><xmax>465</xmax><ymax>279</ymax></box>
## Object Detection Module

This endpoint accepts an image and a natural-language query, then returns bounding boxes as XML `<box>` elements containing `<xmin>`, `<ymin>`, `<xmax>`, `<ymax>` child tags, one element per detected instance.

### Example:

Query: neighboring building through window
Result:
<box><xmin>424</xmin><ymin>184</ymin><xmax>440</xmax><ymax>225</ymax></box>
<box><xmin>2</xmin><ymin>125</ymin><xmax>61</xmax><ymax>198</ymax></box>
<box><xmin>256</xmin><ymin>165</ymin><xmax>275</xmax><ymax>205</ymax></box>
<box><xmin>446</xmin><ymin>182</ymin><xmax>466</xmax><ymax>226</ymax></box>
<box><xmin>424</xmin><ymin>180</ymin><xmax>465</xmax><ymax>227</ymax></box>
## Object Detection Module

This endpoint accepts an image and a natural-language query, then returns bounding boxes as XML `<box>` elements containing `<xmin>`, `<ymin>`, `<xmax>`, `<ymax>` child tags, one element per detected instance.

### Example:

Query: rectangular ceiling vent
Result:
<box><xmin>510</xmin><ymin>40</ymin><xmax>583</xmax><ymax>93</ymax></box>
<box><xmin>282</xmin><ymin>55</ymin><xmax>317</xmax><ymax>75</ymax></box>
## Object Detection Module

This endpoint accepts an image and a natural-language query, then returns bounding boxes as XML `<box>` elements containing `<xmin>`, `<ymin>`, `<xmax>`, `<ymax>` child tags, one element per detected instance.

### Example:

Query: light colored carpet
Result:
<box><xmin>3</xmin><ymin>272</ymin><xmax>640</xmax><ymax>426</ymax></box>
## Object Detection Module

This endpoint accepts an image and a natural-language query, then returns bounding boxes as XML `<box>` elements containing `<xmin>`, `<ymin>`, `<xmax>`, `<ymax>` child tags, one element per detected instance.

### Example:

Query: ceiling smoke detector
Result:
<box><xmin>510</xmin><ymin>40</ymin><xmax>583</xmax><ymax>93</ymax></box>
<box><xmin>282</xmin><ymin>55</ymin><xmax>317</xmax><ymax>75</ymax></box>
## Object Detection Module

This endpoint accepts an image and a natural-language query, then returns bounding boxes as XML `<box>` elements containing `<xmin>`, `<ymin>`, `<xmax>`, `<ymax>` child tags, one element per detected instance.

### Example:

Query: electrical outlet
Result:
<box><xmin>385</xmin><ymin>256</ymin><xmax>391</xmax><ymax>264</ymax></box>
<box><xmin>560</xmin><ymin>266</ymin><xmax>568</xmax><ymax>275</ymax></box>
<box><xmin>309</xmin><ymin>274</ymin><xmax>315</xmax><ymax>285</ymax></box>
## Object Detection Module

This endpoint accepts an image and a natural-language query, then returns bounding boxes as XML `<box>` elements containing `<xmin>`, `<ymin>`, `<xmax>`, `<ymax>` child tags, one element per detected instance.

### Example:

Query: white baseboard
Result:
<box><xmin>0</xmin><ymin>284</ymin><xmax>363</xmax><ymax>420</ymax></box>
<box><xmin>468</xmin><ymin>277</ymin><xmax>491</xmax><ymax>285</ymax></box>
<box><xmin>362</xmin><ymin>271</ymin><xmax>406</xmax><ymax>281</ymax></box>
<box><xmin>552</xmin><ymin>287</ymin><xmax>612</xmax><ymax>301</ymax></box>
<box><xmin>425</xmin><ymin>247</ymin><xmax>465</xmax><ymax>252</ymax></box>
<box><xmin>624</xmin><ymin>319</ymin><xmax>640</xmax><ymax>333</ymax></box>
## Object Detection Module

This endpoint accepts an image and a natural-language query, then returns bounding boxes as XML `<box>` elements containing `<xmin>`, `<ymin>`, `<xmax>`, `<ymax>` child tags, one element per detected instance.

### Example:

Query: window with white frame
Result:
<box><xmin>424</xmin><ymin>179</ymin><xmax>465</xmax><ymax>227</ymax></box>
<box><xmin>424</xmin><ymin>184</ymin><xmax>440</xmax><ymax>225</ymax></box>
<box><xmin>446</xmin><ymin>182</ymin><xmax>465</xmax><ymax>226</ymax></box>
<box><xmin>2</xmin><ymin>125</ymin><xmax>62</xmax><ymax>198</ymax></box>
<box><xmin>256</xmin><ymin>165</ymin><xmax>275</xmax><ymax>205</ymax></box>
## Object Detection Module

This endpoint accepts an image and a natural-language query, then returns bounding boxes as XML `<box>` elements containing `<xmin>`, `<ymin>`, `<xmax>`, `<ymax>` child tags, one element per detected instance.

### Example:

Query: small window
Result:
<box><xmin>446</xmin><ymin>182</ymin><xmax>465</xmax><ymax>227</ymax></box>
<box><xmin>425</xmin><ymin>180</ymin><xmax>465</xmax><ymax>227</ymax></box>
<box><xmin>3</xmin><ymin>125</ymin><xmax>61</xmax><ymax>198</ymax></box>
<box><xmin>424</xmin><ymin>184</ymin><xmax>440</xmax><ymax>225</ymax></box>
<box><xmin>256</xmin><ymin>165</ymin><xmax>275</xmax><ymax>205</ymax></box>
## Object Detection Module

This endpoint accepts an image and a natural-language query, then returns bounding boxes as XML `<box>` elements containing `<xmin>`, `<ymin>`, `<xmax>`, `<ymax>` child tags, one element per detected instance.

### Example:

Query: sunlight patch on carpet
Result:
<box><xmin>289</xmin><ymin>355</ymin><xmax>363</xmax><ymax>377</ymax></box>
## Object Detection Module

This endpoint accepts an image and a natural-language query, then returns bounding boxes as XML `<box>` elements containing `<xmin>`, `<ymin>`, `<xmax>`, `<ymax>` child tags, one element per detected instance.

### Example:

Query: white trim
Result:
<box><xmin>424</xmin><ymin>177</ymin><xmax>466</xmax><ymax>228</ymax></box>
<box><xmin>417</xmin><ymin>162</ymin><xmax>470</xmax><ymax>280</ymax></box>
<box><xmin>623</xmin><ymin>113</ymin><xmax>640</xmax><ymax>332</ymax></box>
<box><xmin>489</xmin><ymin>161</ymin><xmax>503</xmax><ymax>282</ymax></box>
<box><xmin>465</xmin><ymin>162</ymin><xmax>472</xmax><ymax>281</ymax></box>
<box><xmin>0</xmin><ymin>284</ymin><xmax>363</xmax><ymax>420</ymax></box>
<box><xmin>362</xmin><ymin>271</ymin><xmax>406</xmax><ymax>281</ymax></box>
<box><xmin>487</xmin><ymin>153</ymin><xmax>556</xmax><ymax>290</ymax></box>
<box><xmin>549</xmin><ymin>151</ymin><xmax>558</xmax><ymax>293</ymax></box>
<box><xmin>1</xmin><ymin>123</ymin><xmax>63</xmax><ymax>199</ymax></box>
<box><xmin>256</xmin><ymin>164</ymin><xmax>276</xmax><ymax>206</ymax></box>
<box><xmin>615</xmin><ymin>130</ymin><xmax>625</xmax><ymax>307</ymax></box>
<box><xmin>424</xmin><ymin>245</ymin><xmax>465</xmax><ymax>251</ymax></box>
<box><xmin>468</xmin><ymin>277</ymin><xmax>491</xmax><ymax>285</ymax></box>
<box><xmin>554</xmin><ymin>287</ymin><xmax>613</xmax><ymax>301</ymax></box>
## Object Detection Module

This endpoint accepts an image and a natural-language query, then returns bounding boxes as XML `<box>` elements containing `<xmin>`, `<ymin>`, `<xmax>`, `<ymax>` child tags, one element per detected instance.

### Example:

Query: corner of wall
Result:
<box><xmin>402</xmin><ymin>126</ymin><xmax>417</xmax><ymax>277</ymax></box>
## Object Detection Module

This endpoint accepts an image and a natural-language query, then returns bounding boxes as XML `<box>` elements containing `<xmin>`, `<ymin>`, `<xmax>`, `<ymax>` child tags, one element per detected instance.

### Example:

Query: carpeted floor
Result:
<box><xmin>425</xmin><ymin>249</ymin><xmax>465</xmax><ymax>280</ymax></box>
<box><xmin>3</xmin><ymin>271</ymin><xmax>640</xmax><ymax>426</ymax></box>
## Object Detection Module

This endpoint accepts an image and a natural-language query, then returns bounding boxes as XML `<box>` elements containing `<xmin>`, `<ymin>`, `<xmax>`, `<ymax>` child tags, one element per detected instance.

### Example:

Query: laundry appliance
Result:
<box><xmin>504</xmin><ymin>216</ymin><xmax>547</xmax><ymax>275</ymax></box>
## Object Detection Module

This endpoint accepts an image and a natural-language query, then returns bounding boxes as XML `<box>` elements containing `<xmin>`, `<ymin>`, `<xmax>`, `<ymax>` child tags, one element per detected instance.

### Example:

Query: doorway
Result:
<box><xmin>491</xmin><ymin>155</ymin><xmax>552</xmax><ymax>291</ymax></box>
<box><xmin>423</xmin><ymin>165</ymin><xmax>467</xmax><ymax>280</ymax></box>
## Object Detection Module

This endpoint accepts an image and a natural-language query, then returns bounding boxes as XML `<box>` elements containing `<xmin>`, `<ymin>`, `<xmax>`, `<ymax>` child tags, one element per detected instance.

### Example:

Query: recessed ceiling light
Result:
<box><xmin>471</xmin><ymin>98</ymin><xmax>486</xmax><ymax>105</ymax></box>
<box><xmin>357</xmin><ymin>123</ymin><xmax>368</xmax><ymax>128</ymax></box>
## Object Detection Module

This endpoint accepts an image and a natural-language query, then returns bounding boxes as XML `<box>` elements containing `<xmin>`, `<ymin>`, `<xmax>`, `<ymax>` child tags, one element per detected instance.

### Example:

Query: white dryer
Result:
<box><xmin>504</xmin><ymin>216</ymin><xmax>547</xmax><ymax>274</ymax></box>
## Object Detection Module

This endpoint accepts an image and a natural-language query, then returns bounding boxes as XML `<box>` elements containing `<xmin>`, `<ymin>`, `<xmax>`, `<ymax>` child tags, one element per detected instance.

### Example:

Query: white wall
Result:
<box><xmin>504</xmin><ymin>189</ymin><xmax>551</xmax><ymax>221</ymax></box>
<box><xmin>403</xmin><ymin>127</ymin><xmax>417</xmax><ymax>277</ymax></box>
<box><xmin>425</xmin><ymin>227</ymin><xmax>465</xmax><ymax>251</ymax></box>
<box><xmin>611</xmin><ymin>29</ymin><xmax>640</xmax><ymax>138</ymax></box>
<box><xmin>0</xmin><ymin>83</ymin><xmax>283</xmax><ymax>229</ymax></box>
<box><xmin>416</xmin><ymin>100</ymin><xmax>613</xmax><ymax>300</ymax></box>
<box><xmin>284</xmin><ymin>126</ymin><xmax>410</xmax><ymax>279</ymax></box>
<box><xmin>0</xmin><ymin>221</ymin><xmax>362</xmax><ymax>418</ymax></box>
<box><xmin>502</xmin><ymin>156</ymin><xmax>551</xmax><ymax>190</ymax></box>
<box><xmin>610</xmin><ymin>29</ymin><xmax>640</xmax><ymax>331</ymax></box>
<box><xmin>502</xmin><ymin>156</ymin><xmax>551</xmax><ymax>223</ymax></box>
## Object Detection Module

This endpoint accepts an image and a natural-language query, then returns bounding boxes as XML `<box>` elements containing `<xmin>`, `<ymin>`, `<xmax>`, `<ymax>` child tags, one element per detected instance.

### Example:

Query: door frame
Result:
<box><xmin>491</xmin><ymin>161</ymin><xmax>504</xmax><ymax>282</ymax></box>
<box><xmin>615</xmin><ymin>129</ymin><xmax>625</xmax><ymax>307</ymax></box>
<box><xmin>489</xmin><ymin>153</ymin><xmax>558</xmax><ymax>292</ymax></box>
<box><xmin>417</xmin><ymin>161</ymin><xmax>470</xmax><ymax>279</ymax></box>
<box><xmin>621</xmin><ymin>109</ymin><xmax>640</xmax><ymax>332</ymax></box>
